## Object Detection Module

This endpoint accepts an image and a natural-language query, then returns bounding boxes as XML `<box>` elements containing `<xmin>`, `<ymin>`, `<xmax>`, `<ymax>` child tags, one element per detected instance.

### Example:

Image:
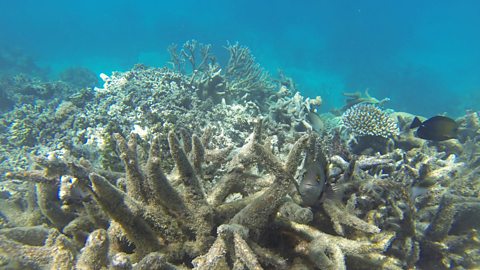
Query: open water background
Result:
<box><xmin>1</xmin><ymin>0</ymin><xmax>479</xmax><ymax>116</ymax></box>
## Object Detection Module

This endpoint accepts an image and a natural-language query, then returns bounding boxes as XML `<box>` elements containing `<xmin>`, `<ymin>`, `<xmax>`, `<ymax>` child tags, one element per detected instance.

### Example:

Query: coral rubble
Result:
<box><xmin>0</xmin><ymin>41</ymin><xmax>479</xmax><ymax>269</ymax></box>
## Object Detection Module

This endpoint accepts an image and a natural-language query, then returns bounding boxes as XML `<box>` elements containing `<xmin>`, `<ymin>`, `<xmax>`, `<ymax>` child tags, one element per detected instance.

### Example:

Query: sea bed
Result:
<box><xmin>0</xmin><ymin>41</ymin><xmax>479</xmax><ymax>269</ymax></box>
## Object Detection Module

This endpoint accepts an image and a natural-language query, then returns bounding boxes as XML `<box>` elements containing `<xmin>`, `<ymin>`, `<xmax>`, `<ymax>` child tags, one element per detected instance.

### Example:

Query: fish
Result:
<box><xmin>307</xmin><ymin>111</ymin><xmax>324</xmax><ymax>133</ymax></box>
<box><xmin>299</xmin><ymin>161</ymin><xmax>327</xmax><ymax>206</ymax></box>
<box><xmin>298</xmin><ymin>139</ymin><xmax>328</xmax><ymax>206</ymax></box>
<box><xmin>410</xmin><ymin>115</ymin><xmax>458</xmax><ymax>141</ymax></box>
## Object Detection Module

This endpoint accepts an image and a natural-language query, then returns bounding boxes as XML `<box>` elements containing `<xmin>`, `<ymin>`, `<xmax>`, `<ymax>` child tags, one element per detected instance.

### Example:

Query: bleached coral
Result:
<box><xmin>2</xmin><ymin>120</ymin><xmax>400</xmax><ymax>269</ymax></box>
<box><xmin>2</xmin><ymin>41</ymin><xmax>479</xmax><ymax>269</ymax></box>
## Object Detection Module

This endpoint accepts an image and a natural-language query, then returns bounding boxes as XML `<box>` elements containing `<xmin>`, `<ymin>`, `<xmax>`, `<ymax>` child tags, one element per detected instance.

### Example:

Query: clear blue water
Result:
<box><xmin>1</xmin><ymin>0</ymin><xmax>479</xmax><ymax>116</ymax></box>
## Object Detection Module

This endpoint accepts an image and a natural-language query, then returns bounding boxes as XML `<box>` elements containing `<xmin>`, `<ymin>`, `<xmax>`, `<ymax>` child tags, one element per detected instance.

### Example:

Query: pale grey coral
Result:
<box><xmin>167</xmin><ymin>40</ymin><xmax>275</xmax><ymax>104</ymax></box>
<box><xmin>0</xmin><ymin>42</ymin><xmax>309</xmax><ymax>179</ymax></box>
<box><xmin>275</xmin><ymin>218</ymin><xmax>397</xmax><ymax>270</ymax></box>
<box><xmin>167</xmin><ymin>39</ymin><xmax>215</xmax><ymax>74</ymax></box>
<box><xmin>2</xmin><ymin>42</ymin><xmax>480</xmax><ymax>269</ymax></box>
<box><xmin>0</xmin><ymin>41</ymin><xmax>280</xmax><ymax>177</ymax></box>
<box><xmin>225</xmin><ymin>42</ymin><xmax>275</xmax><ymax>98</ymax></box>
<box><xmin>1</xmin><ymin>120</ymin><xmax>399</xmax><ymax>269</ymax></box>
<box><xmin>0</xmin><ymin>228</ymin><xmax>77</xmax><ymax>269</ymax></box>
<box><xmin>342</xmin><ymin>104</ymin><xmax>399</xmax><ymax>138</ymax></box>
<box><xmin>326</xmin><ymin>139</ymin><xmax>480</xmax><ymax>269</ymax></box>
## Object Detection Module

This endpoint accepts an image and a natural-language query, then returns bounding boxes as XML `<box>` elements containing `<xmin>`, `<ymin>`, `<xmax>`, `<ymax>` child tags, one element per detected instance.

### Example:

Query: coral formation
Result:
<box><xmin>2</xmin><ymin>122</ymin><xmax>397</xmax><ymax>269</ymax></box>
<box><xmin>342</xmin><ymin>103</ymin><xmax>398</xmax><ymax>138</ymax></box>
<box><xmin>341</xmin><ymin>103</ymin><xmax>399</xmax><ymax>155</ymax></box>
<box><xmin>0</xmin><ymin>41</ymin><xmax>479</xmax><ymax>269</ymax></box>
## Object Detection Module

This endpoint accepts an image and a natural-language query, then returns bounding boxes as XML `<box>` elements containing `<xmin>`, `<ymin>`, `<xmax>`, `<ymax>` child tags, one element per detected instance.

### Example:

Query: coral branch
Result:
<box><xmin>146</xmin><ymin>136</ymin><xmax>187</xmax><ymax>217</ymax></box>
<box><xmin>323</xmin><ymin>198</ymin><xmax>381</xmax><ymax>235</ymax></box>
<box><xmin>168</xmin><ymin>131</ymin><xmax>206</xmax><ymax>201</ymax></box>
<box><xmin>76</xmin><ymin>229</ymin><xmax>109</xmax><ymax>269</ymax></box>
<box><xmin>89</xmin><ymin>173</ymin><xmax>161</xmax><ymax>258</ymax></box>
<box><xmin>114</xmin><ymin>133</ymin><xmax>148</xmax><ymax>203</ymax></box>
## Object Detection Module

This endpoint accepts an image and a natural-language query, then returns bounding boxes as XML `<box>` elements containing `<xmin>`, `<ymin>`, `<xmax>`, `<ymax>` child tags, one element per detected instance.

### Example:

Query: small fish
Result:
<box><xmin>298</xmin><ymin>138</ymin><xmax>328</xmax><ymax>206</ymax></box>
<box><xmin>299</xmin><ymin>162</ymin><xmax>327</xmax><ymax>206</ymax></box>
<box><xmin>410</xmin><ymin>186</ymin><xmax>428</xmax><ymax>201</ymax></box>
<box><xmin>307</xmin><ymin>112</ymin><xmax>324</xmax><ymax>133</ymax></box>
<box><xmin>410</xmin><ymin>116</ymin><xmax>458</xmax><ymax>141</ymax></box>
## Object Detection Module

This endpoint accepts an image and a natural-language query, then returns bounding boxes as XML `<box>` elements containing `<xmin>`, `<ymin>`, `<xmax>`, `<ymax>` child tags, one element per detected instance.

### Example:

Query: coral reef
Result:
<box><xmin>2</xmin><ymin>121</ymin><xmax>397</xmax><ymax>269</ymax></box>
<box><xmin>0</xmin><ymin>41</ymin><xmax>317</xmax><ymax>175</ymax></box>
<box><xmin>0</xmin><ymin>41</ymin><xmax>479</xmax><ymax>269</ymax></box>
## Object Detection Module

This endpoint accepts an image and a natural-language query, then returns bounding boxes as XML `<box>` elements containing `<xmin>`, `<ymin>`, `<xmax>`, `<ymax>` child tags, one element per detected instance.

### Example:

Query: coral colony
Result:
<box><xmin>0</xmin><ymin>41</ymin><xmax>479</xmax><ymax>269</ymax></box>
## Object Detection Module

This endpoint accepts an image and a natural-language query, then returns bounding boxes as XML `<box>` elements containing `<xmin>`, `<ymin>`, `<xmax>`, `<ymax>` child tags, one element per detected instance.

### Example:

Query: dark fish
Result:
<box><xmin>299</xmin><ymin>161</ymin><xmax>327</xmax><ymax>206</ymax></box>
<box><xmin>298</xmin><ymin>139</ymin><xmax>328</xmax><ymax>206</ymax></box>
<box><xmin>410</xmin><ymin>116</ymin><xmax>458</xmax><ymax>141</ymax></box>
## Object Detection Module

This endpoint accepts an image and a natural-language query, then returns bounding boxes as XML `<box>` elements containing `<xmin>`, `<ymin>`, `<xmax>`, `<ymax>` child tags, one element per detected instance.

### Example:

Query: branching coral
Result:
<box><xmin>225</xmin><ymin>42</ymin><xmax>275</xmax><ymax>98</ymax></box>
<box><xmin>168</xmin><ymin>40</ymin><xmax>275</xmax><ymax>104</ymax></box>
<box><xmin>168</xmin><ymin>39</ymin><xmax>215</xmax><ymax>74</ymax></box>
<box><xmin>327</xmin><ymin>140</ymin><xmax>480</xmax><ymax>269</ymax></box>
<box><xmin>1</xmin><ymin>119</ymin><xmax>401</xmax><ymax>269</ymax></box>
<box><xmin>276</xmin><ymin>219</ymin><xmax>397</xmax><ymax>270</ymax></box>
<box><xmin>3</xmin><ymin>113</ymin><xmax>479</xmax><ymax>269</ymax></box>
<box><xmin>2</xmin><ymin>42</ymin><xmax>479</xmax><ymax>269</ymax></box>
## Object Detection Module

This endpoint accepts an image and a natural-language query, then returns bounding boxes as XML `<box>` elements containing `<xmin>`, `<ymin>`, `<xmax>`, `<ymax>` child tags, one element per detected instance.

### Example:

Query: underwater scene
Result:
<box><xmin>0</xmin><ymin>1</ymin><xmax>479</xmax><ymax>269</ymax></box>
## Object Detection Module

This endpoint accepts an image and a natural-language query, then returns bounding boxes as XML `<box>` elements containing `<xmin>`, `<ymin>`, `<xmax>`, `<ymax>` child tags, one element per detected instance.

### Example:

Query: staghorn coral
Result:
<box><xmin>0</xmin><ymin>227</ymin><xmax>77</xmax><ymax>269</ymax></box>
<box><xmin>266</xmin><ymin>89</ymin><xmax>325</xmax><ymax>136</ymax></box>
<box><xmin>2</xmin><ymin>119</ymin><xmax>479</xmax><ymax>269</ymax></box>
<box><xmin>0</xmin><ymin>42</ymin><xmax>274</xmax><ymax>175</ymax></box>
<box><xmin>1</xmin><ymin>120</ymin><xmax>401</xmax><ymax>269</ymax></box>
<box><xmin>0</xmin><ymin>74</ymin><xmax>84</xmax><ymax>175</ymax></box>
<box><xmin>168</xmin><ymin>39</ymin><xmax>215</xmax><ymax>74</ymax></box>
<box><xmin>276</xmin><ymin>219</ymin><xmax>396</xmax><ymax>270</ymax></box>
<box><xmin>167</xmin><ymin>40</ymin><xmax>275</xmax><ymax>105</ymax></box>
<box><xmin>224</xmin><ymin>42</ymin><xmax>275</xmax><ymax>100</ymax></box>
<box><xmin>1</xmin><ymin>42</ymin><xmax>479</xmax><ymax>269</ymax></box>
<box><xmin>326</xmin><ymin>137</ymin><xmax>480</xmax><ymax>269</ymax></box>
<box><xmin>0</xmin><ymin>42</ymin><xmax>302</xmax><ymax>178</ymax></box>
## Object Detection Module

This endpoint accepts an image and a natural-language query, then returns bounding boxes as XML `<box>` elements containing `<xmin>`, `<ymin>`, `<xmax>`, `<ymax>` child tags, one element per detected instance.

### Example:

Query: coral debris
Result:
<box><xmin>0</xmin><ymin>41</ymin><xmax>479</xmax><ymax>269</ymax></box>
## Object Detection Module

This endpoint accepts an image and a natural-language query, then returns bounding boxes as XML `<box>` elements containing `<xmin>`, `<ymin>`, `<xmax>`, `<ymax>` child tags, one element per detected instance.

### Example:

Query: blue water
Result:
<box><xmin>1</xmin><ymin>0</ymin><xmax>479</xmax><ymax>116</ymax></box>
